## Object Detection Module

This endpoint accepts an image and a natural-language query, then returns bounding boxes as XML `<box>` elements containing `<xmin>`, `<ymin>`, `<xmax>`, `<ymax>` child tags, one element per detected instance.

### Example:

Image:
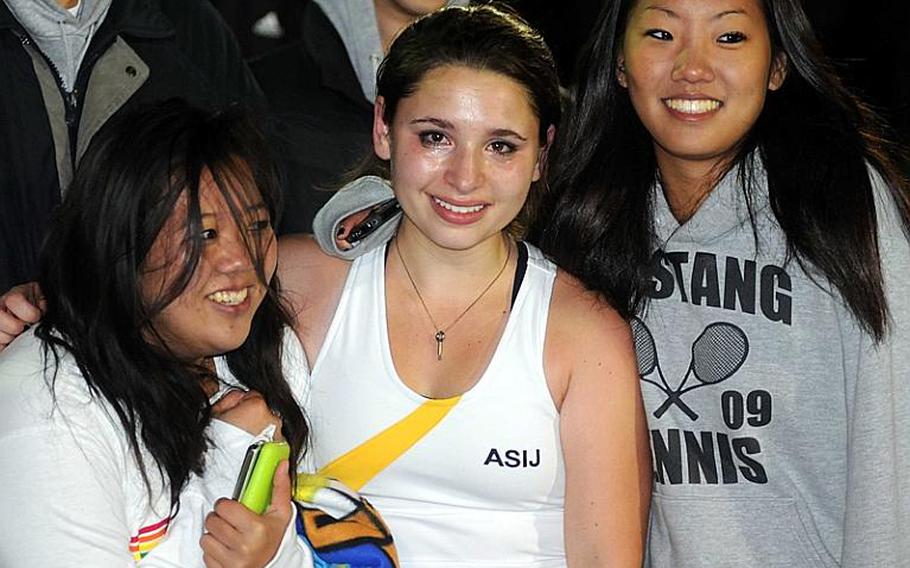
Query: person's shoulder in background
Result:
<box><xmin>249</xmin><ymin>2</ymin><xmax>374</xmax><ymax>234</ymax></box>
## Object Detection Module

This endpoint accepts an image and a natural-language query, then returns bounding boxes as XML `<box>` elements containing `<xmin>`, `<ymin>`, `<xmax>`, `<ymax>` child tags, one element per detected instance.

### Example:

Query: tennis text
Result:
<box><xmin>651</xmin><ymin>428</ymin><xmax>768</xmax><ymax>485</ymax></box>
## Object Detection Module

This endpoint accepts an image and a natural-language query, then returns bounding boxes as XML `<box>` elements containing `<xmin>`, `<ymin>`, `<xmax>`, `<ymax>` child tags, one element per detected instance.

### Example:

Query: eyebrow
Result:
<box><xmin>410</xmin><ymin>117</ymin><xmax>453</xmax><ymax>129</ymax></box>
<box><xmin>491</xmin><ymin>128</ymin><xmax>528</xmax><ymax>141</ymax></box>
<box><xmin>644</xmin><ymin>6</ymin><xmax>678</xmax><ymax>18</ymax></box>
<box><xmin>410</xmin><ymin>118</ymin><xmax>528</xmax><ymax>141</ymax></box>
<box><xmin>200</xmin><ymin>202</ymin><xmax>267</xmax><ymax>218</ymax></box>
<box><xmin>643</xmin><ymin>5</ymin><xmax>749</xmax><ymax>20</ymax></box>
<box><xmin>715</xmin><ymin>9</ymin><xmax>747</xmax><ymax>19</ymax></box>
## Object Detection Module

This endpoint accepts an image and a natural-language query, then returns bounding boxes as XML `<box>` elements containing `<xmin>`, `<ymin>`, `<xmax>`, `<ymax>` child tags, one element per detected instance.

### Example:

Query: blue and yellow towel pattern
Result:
<box><xmin>295</xmin><ymin>475</ymin><xmax>398</xmax><ymax>568</ymax></box>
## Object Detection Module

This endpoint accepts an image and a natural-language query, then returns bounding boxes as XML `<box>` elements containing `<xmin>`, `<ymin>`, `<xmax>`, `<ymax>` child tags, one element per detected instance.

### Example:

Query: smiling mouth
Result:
<box><xmin>663</xmin><ymin>98</ymin><xmax>722</xmax><ymax>114</ymax></box>
<box><xmin>207</xmin><ymin>288</ymin><xmax>249</xmax><ymax>306</ymax></box>
<box><xmin>432</xmin><ymin>196</ymin><xmax>486</xmax><ymax>214</ymax></box>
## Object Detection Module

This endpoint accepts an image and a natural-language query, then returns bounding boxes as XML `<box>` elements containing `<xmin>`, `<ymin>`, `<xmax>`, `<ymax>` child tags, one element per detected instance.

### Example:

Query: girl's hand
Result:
<box><xmin>200</xmin><ymin>460</ymin><xmax>293</xmax><ymax>568</ymax></box>
<box><xmin>334</xmin><ymin>208</ymin><xmax>372</xmax><ymax>251</ymax></box>
<box><xmin>212</xmin><ymin>390</ymin><xmax>284</xmax><ymax>441</ymax></box>
<box><xmin>0</xmin><ymin>282</ymin><xmax>45</xmax><ymax>352</ymax></box>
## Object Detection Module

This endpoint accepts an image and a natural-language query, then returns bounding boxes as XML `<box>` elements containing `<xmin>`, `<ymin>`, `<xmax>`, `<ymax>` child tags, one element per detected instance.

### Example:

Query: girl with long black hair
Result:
<box><xmin>0</xmin><ymin>99</ymin><xmax>311</xmax><ymax>566</ymax></box>
<box><xmin>531</xmin><ymin>0</ymin><xmax>910</xmax><ymax>565</ymax></box>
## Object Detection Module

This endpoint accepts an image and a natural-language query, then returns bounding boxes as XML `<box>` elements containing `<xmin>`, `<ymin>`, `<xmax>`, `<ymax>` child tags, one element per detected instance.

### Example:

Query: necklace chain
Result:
<box><xmin>394</xmin><ymin>236</ymin><xmax>511</xmax><ymax>361</ymax></box>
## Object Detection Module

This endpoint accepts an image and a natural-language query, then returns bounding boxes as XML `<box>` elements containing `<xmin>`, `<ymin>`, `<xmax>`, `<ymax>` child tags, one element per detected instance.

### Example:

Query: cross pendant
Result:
<box><xmin>435</xmin><ymin>330</ymin><xmax>446</xmax><ymax>361</ymax></box>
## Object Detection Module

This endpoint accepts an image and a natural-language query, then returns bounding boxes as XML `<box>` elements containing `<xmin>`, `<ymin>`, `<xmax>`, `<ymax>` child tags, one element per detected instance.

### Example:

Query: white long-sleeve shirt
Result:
<box><xmin>0</xmin><ymin>329</ymin><xmax>313</xmax><ymax>567</ymax></box>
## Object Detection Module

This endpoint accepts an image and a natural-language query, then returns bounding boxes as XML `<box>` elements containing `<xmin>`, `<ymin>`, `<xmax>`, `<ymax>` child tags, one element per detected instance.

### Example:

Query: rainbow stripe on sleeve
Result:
<box><xmin>129</xmin><ymin>515</ymin><xmax>171</xmax><ymax>562</ymax></box>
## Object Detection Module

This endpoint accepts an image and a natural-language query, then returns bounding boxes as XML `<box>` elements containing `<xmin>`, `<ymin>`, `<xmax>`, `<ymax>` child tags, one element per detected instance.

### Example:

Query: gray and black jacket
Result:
<box><xmin>0</xmin><ymin>0</ymin><xmax>265</xmax><ymax>292</ymax></box>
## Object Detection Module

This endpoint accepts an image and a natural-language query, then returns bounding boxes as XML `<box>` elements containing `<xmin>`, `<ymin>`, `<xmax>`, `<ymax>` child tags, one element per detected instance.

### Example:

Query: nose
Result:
<box><xmin>211</xmin><ymin>225</ymin><xmax>255</xmax><ymax>274</ymax></box>
<box><xmin>444</xmin><ymin>145</ymin><xmax>485</xmax><ymax>194</ymax></box>
<box><xmin>671</xmin><ymin>43</ymin><xmax>714</xmax><ymax>84</ymax></box>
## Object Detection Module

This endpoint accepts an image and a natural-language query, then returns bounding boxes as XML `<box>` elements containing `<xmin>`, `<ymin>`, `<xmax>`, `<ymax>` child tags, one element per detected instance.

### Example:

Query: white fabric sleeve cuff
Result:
<box><xmin>263</xmin><ymin>507</ymin><xmax>314</xmax><ymax>568</ymax></box>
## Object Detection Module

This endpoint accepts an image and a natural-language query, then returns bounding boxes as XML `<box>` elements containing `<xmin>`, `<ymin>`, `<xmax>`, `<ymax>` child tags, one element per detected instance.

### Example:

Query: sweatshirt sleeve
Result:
<box><xmin>841</xmin><ymin>171</ymin><xmax>910</xmax><ymax>565</ymax></box>
<box><xmin>311</xmin><ymin>176</ymin><xmax>399</xmax><ymax>260</ymax></box>
<box><xmin>262</xmin><ymin>512</ymin><xmax>315</xmax><ymax>568</ymax></box>
<box><xmin>0</xmin><ymin>420</ymin><xmax>137</xmax><ymax>567</ymax></box>
<box><xmin>158</xmin><ymin>417</ymin><xmax>315</xmax><ymax>568</ymax></box>
<box><xmin>139</xmin><ymin>419</ymin><xmax>257</xmax><ymax>566</ymax></box>
<box><xmin>0</xmin><ymin>341</ymin><xmax>312</xmax><ymax>567</ymax></box>
<box><xmin>148</xmin><ymin>418</ymin><xmax>316</xmax><ymax>567</ymax></box>
<box><xmin>0</xmin><ymin>346</ymin><xmax>256</xmax><ymax>568</ymax></box>
<box><xmin>151</xmin><ymin>336</ymin><xmax>313</xmax><ymax>567</ymax></box>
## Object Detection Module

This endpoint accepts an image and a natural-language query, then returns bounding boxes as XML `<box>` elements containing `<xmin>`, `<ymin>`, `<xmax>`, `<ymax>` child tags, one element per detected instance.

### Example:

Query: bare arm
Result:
<box><xmin>277</xmin><ymin>234</ymin><xmax>351</xmax><ymax>366</ymax></box>
<box><xmin>546</xmin><ymin>273</ymin><xmax>651</xmax><ymax>566</ymax></box>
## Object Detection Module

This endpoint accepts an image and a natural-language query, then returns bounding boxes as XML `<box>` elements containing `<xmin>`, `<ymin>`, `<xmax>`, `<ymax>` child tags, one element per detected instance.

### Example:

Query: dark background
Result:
<box><xmin>212</xmin><ymin>0</ymin><xmax>909</xmax><ymax>145</ymax></box>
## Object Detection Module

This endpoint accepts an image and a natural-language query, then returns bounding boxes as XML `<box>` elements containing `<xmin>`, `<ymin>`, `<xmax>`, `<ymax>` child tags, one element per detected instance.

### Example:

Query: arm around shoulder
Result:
<box><xmin>311</xmin><ymin>176</ymin><xmax>398</xmax><ymax>260</ymax></box>
<box><xmin>546</xmin><ymin>272</ymin><xmax>651</xmax><ymax>567</ymax></box>
<box><xmin>0</xmin><ymin>282</ymin><xmax>45</xmax><ymax>352</ymax></box>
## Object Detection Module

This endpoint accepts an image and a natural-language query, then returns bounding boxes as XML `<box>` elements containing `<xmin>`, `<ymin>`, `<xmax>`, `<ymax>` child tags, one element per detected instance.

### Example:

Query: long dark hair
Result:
<box><xmin>359</xmin><ymin>3</ymin><xmax>562</xmax><ymax>233</ymax></box>
<box><xmin>531</xmin><ymin>0</ymin><xmax>909</xmax><ymax>339</ymax></box>
<box><xmin>35</xmin><ymin>99</ymin><xmax>308</xmax><ymax>509</ymax></box>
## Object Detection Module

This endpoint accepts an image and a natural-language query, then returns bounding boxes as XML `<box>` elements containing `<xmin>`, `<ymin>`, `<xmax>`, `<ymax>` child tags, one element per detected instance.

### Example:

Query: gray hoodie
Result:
<box><xmin>639</xmin><ymin>163</ymin><xmax>910</xmax><ymax>567</ymax></box>
<box><xmin>3</xmin><ymin>0</ymin><xmax>111</xmax><ymax>92</ymax></box>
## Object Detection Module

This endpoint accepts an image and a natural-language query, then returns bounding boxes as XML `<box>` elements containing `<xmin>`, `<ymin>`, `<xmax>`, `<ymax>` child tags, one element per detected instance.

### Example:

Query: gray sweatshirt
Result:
<box><xmin>640</xmin><ymin>163</ymin><xmax>910</xmax><ymax>567</ymax></box>
<box><xmin>313</xmin><ymin>162</ymin><xmax>910</xmax><ymax>567</ymax></box>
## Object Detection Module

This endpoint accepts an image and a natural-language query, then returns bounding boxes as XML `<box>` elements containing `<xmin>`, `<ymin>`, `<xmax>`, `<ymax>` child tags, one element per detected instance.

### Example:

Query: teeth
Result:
<box><xmin>207</xmin><ymin>288</ymin><xmax>248</xmax><ymax>306</ymax></box>
<box><xmin>664</xmin><ymin>98</ymin><xmax>721</xmax><ymax>114</ymax></box>
<box><xmin>433</xmin><ymin>196</ymin><xmax>485</xmax><ymax>214</ymax></box>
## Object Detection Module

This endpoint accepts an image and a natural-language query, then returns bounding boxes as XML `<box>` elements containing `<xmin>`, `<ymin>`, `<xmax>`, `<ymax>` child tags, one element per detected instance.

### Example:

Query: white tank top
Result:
<box><xmin>306</xmin><ymin>242</ymin><xmax>566</xmax><ymax>567</ymax></box>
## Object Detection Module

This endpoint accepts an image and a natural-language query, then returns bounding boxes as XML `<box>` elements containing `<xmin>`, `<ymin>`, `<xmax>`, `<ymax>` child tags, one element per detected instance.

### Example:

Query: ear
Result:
<box><xmin>532</xmin><ymin>124</ymin><xmax>557</xmax><ymax>182</ymax></box>
<box><xmin>616</xmin><ymin>52</ymin><xmax>628</xmax><ymax>88</ymax></box>
<box><xmin>372</xmin><ymin>96</ymin><xmax>392</xmax><ymax>160</ymax></box>
<box><xmin>768</xmin><ymin>52</ymin><xmax>788</xmax><ymax>91</ymax></box>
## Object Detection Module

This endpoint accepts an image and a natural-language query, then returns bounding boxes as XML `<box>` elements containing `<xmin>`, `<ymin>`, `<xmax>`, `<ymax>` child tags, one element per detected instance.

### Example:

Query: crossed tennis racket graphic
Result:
<box><xmin>632</xmin><ymin>318</ymin><xmax>750</xmax><ymax>421</ymax></box>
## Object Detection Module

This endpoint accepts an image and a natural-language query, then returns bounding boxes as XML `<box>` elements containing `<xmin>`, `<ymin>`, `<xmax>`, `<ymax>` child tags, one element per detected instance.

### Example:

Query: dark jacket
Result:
<box><xmin>0</xmin><ymin>0</ymin><xmax>264</xmax><ymax>292</ymax></box>
<box><xmin>251</xmin><ymin>2</ymin><xmax>373</xmax><ymax>235</ymax></box>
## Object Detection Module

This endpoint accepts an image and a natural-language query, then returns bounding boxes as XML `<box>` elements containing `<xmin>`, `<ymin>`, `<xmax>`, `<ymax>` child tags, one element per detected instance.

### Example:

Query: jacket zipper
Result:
<box><xmin>18</xmin><ymin>34</ymin><xmax>79</xmax><ymax>130</ymax></box>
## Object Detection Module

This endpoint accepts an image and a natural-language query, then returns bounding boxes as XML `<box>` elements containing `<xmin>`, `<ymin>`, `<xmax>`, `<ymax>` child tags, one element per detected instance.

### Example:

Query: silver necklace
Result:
<box><xmin>394</xmin><ymin>237</ymin><xmax>511</xmax><ymax>361</ymax></box>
